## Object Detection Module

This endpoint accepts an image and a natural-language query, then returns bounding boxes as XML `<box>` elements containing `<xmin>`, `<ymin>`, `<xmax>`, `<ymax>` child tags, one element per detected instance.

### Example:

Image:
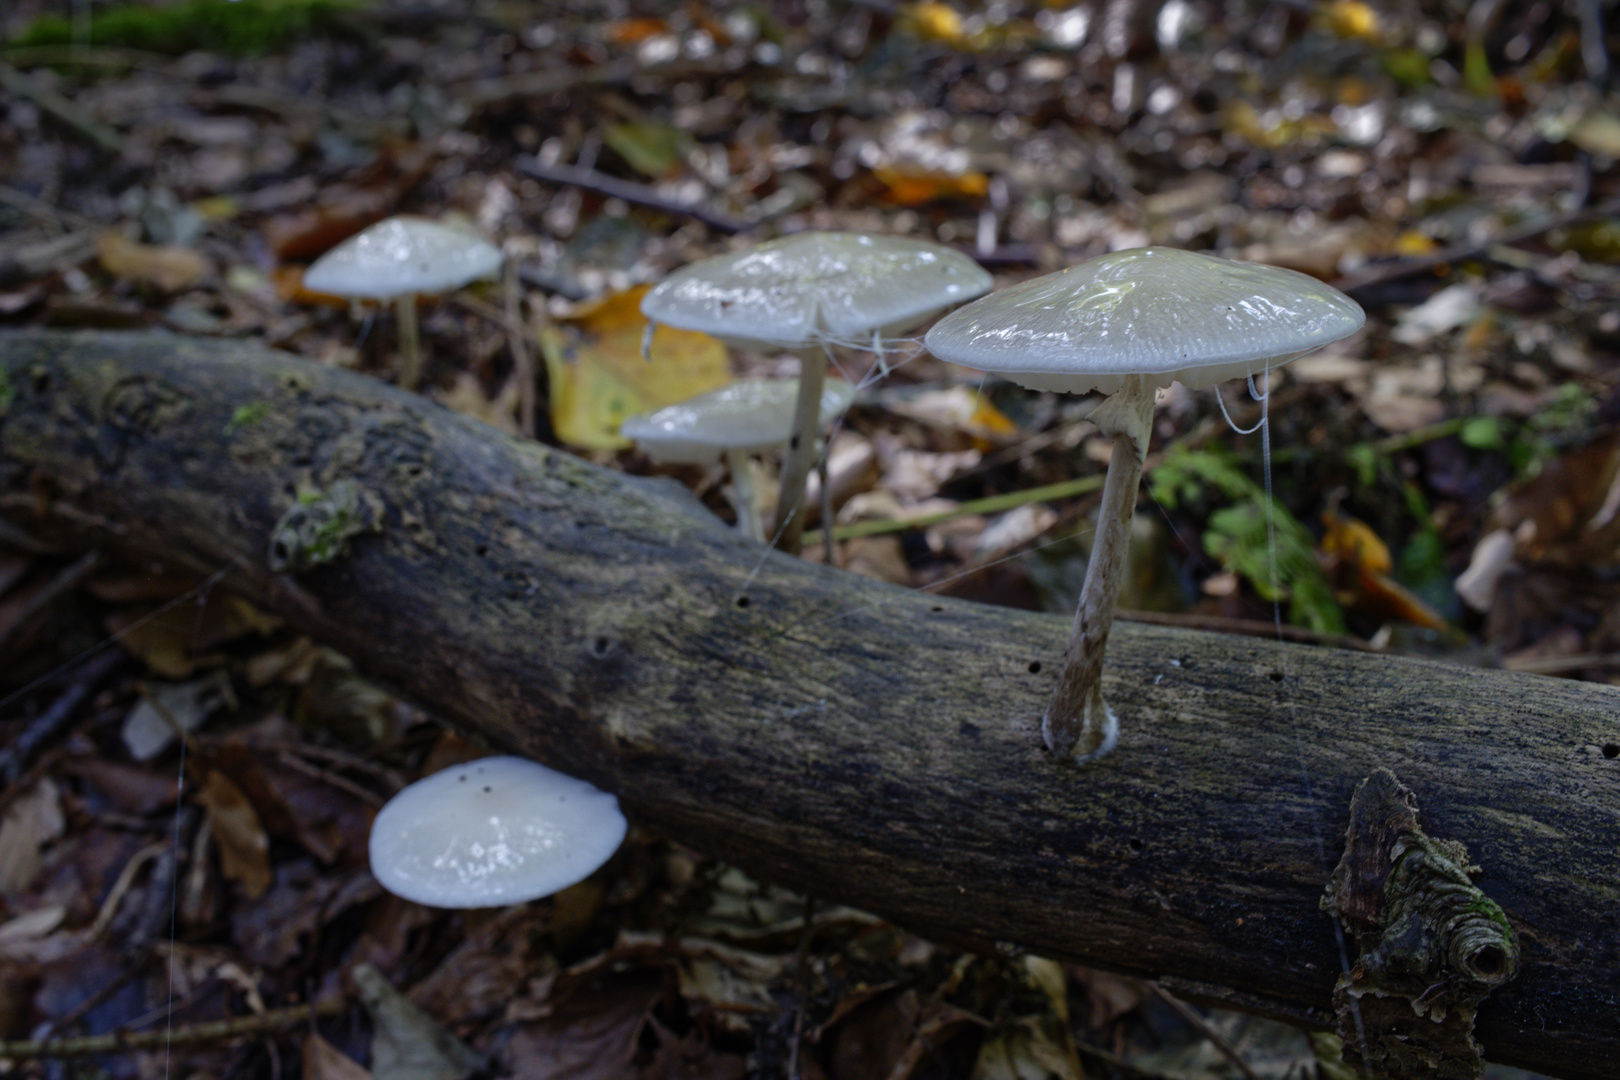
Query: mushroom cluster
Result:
<box><xmin>927</xmin><ymin>247</ymin><xmax>1364</xmax><ymax>763</ymax></box>
<box><xmin>641</xmin><ymin>232</ymin><xmax>991</xmax><ymax>551</ymax></box>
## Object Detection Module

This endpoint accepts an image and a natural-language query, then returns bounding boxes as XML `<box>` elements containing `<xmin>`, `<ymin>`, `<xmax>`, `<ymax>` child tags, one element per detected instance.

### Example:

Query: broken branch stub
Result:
<box><xmin>1323</xmin><ymin>768</ymin><xmax>1520</xmax><ymax>1080</ymax></box>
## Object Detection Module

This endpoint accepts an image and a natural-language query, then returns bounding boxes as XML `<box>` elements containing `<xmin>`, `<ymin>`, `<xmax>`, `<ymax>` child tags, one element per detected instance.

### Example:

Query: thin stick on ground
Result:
<box><xmin>1148</xmin><ymin>985</ymin><xmax>1265</xmax><ymax>1080</ymax></box>
<box><xmin>0</xmin><ymin>1000</ymin><xmax>348</xmax><ymax>1060</ymax></box>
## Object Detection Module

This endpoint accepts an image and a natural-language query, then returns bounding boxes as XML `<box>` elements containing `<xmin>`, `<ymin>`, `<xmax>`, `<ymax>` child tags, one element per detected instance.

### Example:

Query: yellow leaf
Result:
<box><xmin>544</xmin><ymin>284</ymin><xmax>730</xmax><ymax>451</ymax></box>
<box><xmin>902</xmin><ymin>2</ymin><xmax>967</xmax><ymax>46</ymax></box>
<box><xmin>1393</xmin><ymin>230</ymin><xmax>1438</xmax><ymax>257</ymax></box>
<box><xmin>1322</xmin><ymin>0</ymin><xmax>1380</xmax><ymax>41</ymax></box>
<box><xmin>192</xmin><ymin>195</ymin><xmax>239</xmax><ymax>221</ymax></box>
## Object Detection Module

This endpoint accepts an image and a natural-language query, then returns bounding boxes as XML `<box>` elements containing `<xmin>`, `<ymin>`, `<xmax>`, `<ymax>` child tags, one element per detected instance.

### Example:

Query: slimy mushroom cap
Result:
<box><xmin>925</xmin><ymin>247</ymin><xmax>1365</xmax><ymax>394</ymax></box>
<box><xmin>304</xmin><ymin>216</ymin><xmax>503</xmax><ymax>299</ymax></box>
<box><xmin>369</xmin><ymin>756</ymin><xmax>626</xmax><ymax>908</ymax></box>
<box><xmin>641</xmin><ymin>232</ymin><xmax>993</xmax><ymax>350</ymax></box>
<box><xmin>621</xmin><ymin>378</ymin><xmax>857</xmax><ymax>465</ymax></box>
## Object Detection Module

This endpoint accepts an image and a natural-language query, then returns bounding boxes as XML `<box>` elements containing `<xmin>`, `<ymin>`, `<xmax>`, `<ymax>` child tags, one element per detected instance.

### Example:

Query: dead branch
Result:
<box><xmin>2</xmin><ymin>329</ymin><xmax>1617</xmax><ymax>1080</ymax></box>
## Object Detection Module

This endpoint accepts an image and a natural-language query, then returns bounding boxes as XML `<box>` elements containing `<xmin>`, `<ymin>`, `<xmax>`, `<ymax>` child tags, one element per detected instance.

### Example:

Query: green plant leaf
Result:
<box><xmin>1459</xmin><ymin>416</ymin><xmax>1504</xmax><ymax>451</ymax></box>
<box><xmin>1147</xmin><ymin>445</ymin><xmax>1258</xmax><ymax>510</ymax></box>
<box><xmin>1204</xmin><ymin>498</ymin><xmax>1345</xmax><ymax>633</ymax></box>
<box><xmin>604</xmin><ymin>122</ymin><xmax>693</xmax><ymax>178</ymax></box>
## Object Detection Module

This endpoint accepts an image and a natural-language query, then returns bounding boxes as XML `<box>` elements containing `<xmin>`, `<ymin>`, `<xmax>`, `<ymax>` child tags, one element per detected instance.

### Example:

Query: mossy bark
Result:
<box><xmin>3</xmin><ymin>330</ymin><xmax>1618</xmax><ymax>1080</ymax></box>
<box><xmin>1323</xmin><ymin>768</ymin><xmax>1521</xmax><ymax>1079</ymax></box>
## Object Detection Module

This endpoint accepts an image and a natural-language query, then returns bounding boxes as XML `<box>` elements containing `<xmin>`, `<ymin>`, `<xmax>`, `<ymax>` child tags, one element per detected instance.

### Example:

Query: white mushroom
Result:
<box><xmin>621</xmin><ymin>377</ymin><xmax>857</xmax><ymax>542</ymax></box>
<box><xmin>304</xmin><ymin>216</ymin><xmax>504</xmax><ymax>390</ymax></box>
<box><xmin>368</xmin><ymin>756</ymin><xmax>626</xmax><ymax>908</ymax></box>
<box><xmin>641</xmin><ymin>232</ymin><xmax>991</xmax><ymax>552</ymax></box>
<box><xmin>926</xmin><ymin>247</ymin><xmax>1364</xmax><ymax>763</ymax></box>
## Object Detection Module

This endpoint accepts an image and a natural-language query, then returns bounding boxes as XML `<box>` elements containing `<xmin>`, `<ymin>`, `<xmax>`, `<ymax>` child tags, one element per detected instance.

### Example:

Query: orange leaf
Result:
<box><xmin>1320</xmin><ymin>510</ymin><xmax>1393</xmax><ymax>574</ymax></box>
<box><xmin>1345</xmin><ymin>564</ymin><xmax>1452</xmax><ymax>633</ymax></box>
<box><xmin>275</xmin><ymin>265</ymin><xmax>359</xmax><ymax>308</ymax></box>
<box><xmin>873</xmin><ymin>166</ymin><xmax>989</xmax><ymax>207</ymax></box>
<box><xmin>605</xmin><ymin>17</ymin><xmax>668</xmax><ymax>45</ymax></box>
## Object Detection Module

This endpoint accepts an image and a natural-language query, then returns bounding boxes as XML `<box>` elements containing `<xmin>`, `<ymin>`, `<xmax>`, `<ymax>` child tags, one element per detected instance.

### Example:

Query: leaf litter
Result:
<box><xmin>3</xmin><ymin>0</ymin><xmax>1617</xmax><ymax>1075</ymax></box>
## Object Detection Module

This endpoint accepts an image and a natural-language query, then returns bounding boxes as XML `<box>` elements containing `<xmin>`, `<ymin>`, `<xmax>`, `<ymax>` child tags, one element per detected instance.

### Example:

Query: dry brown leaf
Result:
<box><xmin>0</xmin><ymin>778</ymin><xmax>65</xmax><ymax>897</ymax></box>
<box><xmin>195</xmin><ymin>767</ymin><xmax>272</xmax><ymax>899</ymax></box>
<box><xmin>61</xmin><ymin>756</ymin><xmax>180</xmax><ymax>815</ymax></box>
<box><xmin>438</xmin><ymin>371</ymin><xmax>522</xmax><ymax>435</ymax></box>
<box><xmin>106</xmin><ymin>604</ymin><xmax>222</xmax><ymax>678</ymax></box>
<box><xmin>96</xmin><ymin>230</ymin><xmax>210</xmax><ymax>292</ymax></box>
<box><xmin>1493</xmin><ymin>431</ymin><xmax>1620</xmax><ymax>564</ymax></box>
<box><xmin>841</xmin><ymin>534</ymin><xmax>915</xmax><ymax>586</ymax></box>
<box><xmin>354</xmin><ymin>962</ymin><xmax>484</xmax><ymax>1080</ymax></box>
<box><xmin>408</xmin><ymin>906</ymin><xmax>554</xmax><ymax>1025</ymax></box>
<box><xmin>884</xmin><ymin>386</ymin><xmax>1020</xmax><ymax>451</ymax></box>
<box><xmin>828</xmin><ymin>987</ymin><xmax>921</xmax><ymax>1080</ymax></box>
<box><xmin>502</xmin><ymin>967</ymin><xmax>661</xmax><ymax>1080</ymax></box>
<box><xmin>305</xmin><ymin>1032</ymin><xmax>376</xmax><ymax>1080</ymax></box>
<box><xmin>83</xmin><ymin>568</ymin><xmax>203</xmax><ymax>603</ymax></box>
<box><xmin>0</xmin><ymin>552</ymin><xmax>32</xmax><ymax>596</ymax></box>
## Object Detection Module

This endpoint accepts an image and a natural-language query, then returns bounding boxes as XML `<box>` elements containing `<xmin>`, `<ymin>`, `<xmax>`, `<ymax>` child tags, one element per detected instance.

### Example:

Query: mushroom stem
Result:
<box><xmin>771</xmin><ymin>347</ymin><xmax>828</xmax><ymax>554</ymax></box>
<box><xmin>725</xmin><ymin>447</ymin><xmax>764</xmax><ymax>543</ymax></box>
<box><xmin>1043</xmin><ymin>376</ymin><xmax>1157</xmax><ymax>762</ymax></box>
<box><xmin>396</xmin><ymin>294</ymin><xmax>422</xmax><ymax>390</ymax></box>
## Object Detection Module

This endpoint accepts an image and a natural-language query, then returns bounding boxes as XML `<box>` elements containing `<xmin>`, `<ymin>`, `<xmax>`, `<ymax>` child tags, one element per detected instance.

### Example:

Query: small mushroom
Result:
<box><xmin>641</xmin><ymin>232</ymin><xmax>991</xmax><ymax>552</ymax></box>
<box><xmin>622</xmin><ymin>377</ymin><xmax>857</xmax><ymax>542</ymax></box>
<box><xmin>368</xmin><ymin>756</ymin><xmax>626</xmax><ymax>908</ymax></box>
<box><xmin>925</xmin><ymin>246</ymin><xmax>1364</xmax><ymax>763</ymax></box>
<box><xmin>304</xmin><ymin>216</ymin><xmax>503</xmax><ymax>390</ymax></box>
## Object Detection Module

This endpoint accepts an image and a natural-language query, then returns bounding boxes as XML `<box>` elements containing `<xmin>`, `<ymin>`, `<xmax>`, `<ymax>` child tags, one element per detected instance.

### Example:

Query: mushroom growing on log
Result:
<box><xmin>926</xmin><ymin>247</ymin><xmax>1364</xmax><ymax>762</ymax></box>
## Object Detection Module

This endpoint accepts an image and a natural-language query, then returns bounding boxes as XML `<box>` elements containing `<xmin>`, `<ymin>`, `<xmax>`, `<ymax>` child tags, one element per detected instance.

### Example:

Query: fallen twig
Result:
<box><xmin>517</xmin><ymin>155</ymin><xmax>751</xmax><ymax>234</ymax></box>
<box><xmin>1149</xmin><ymin>984</ymin><xmax>1264</xmax><ymax>1080</ymax></box>
<box><xmin>0</xmin><ymin>548</ymin><xmax>104</xmax><ymax>657</ymax></box>
<box><xmin>0</xmin><ymin>62</ymin><xmax>124</xmax><ymax>154</ymax></box>
<box><xmin>1336</xmin><ymin>194</ymin><xmax>1620</xmax><ymax>300</ymax></box>
<box><xmin>0</xmin><ymin>1000</ymin><xmax>347</xmax><ymax>1060</ymax></box>
<box><xmin>0</xmin><ymin>644</ymin><xmax>123</xmax><ymax>794</ymax></box>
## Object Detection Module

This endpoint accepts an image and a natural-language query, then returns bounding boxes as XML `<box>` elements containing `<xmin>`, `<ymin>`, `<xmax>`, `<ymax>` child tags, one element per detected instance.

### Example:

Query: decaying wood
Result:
<box><xmin>2</xmin><ymin>329</ymin><xmax>1617</xmax><ymax>1080</ymax></box>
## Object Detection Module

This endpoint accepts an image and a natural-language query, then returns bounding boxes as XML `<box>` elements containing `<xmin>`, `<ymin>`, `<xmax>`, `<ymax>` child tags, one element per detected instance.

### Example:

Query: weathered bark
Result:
<box><xmin>2</xmin><ymin>330</ymin><xmax>1617</xmax><ymax>1079</ymax></box>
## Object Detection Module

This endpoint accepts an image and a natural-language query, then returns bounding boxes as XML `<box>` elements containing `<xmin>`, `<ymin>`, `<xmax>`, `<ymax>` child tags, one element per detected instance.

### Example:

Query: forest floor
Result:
<box><xmin>1</xmin><ymin>0</ymin><xmax>1618</xmax><ymax>1077</ymax></box>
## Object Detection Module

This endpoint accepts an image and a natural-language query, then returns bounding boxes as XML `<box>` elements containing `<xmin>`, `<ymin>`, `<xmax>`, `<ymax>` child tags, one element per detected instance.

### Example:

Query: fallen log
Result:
<box><xmin>2</xmin><ymin>329</ymin><xmax>1616</xmax><ymax>1079</ymax></box>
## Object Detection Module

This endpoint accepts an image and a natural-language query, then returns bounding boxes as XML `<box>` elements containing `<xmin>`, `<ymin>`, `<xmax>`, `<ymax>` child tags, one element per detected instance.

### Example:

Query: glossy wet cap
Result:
<box><xmin>369</xmin><ymin>756</ymin><xmax>626</xmax><ymax>908</ymax></box>
<box><xmin>925</xmin><ymin>247</ymin><xmax>1365</xmax><ymax>394</ymax></box>
<box><xmin>641</xmin><ymin>232</ymin><xmax>993</xmax><ymax>349</ymax></box>
<box><xmin>304</xmin><ymin>216</ymin><xmax>503</xmax><ymax>299</ymax></box>
<box><xmin>621</xmin><ymin>378</ymin><xmax>857</xmax><ymax>465</ymax></box>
